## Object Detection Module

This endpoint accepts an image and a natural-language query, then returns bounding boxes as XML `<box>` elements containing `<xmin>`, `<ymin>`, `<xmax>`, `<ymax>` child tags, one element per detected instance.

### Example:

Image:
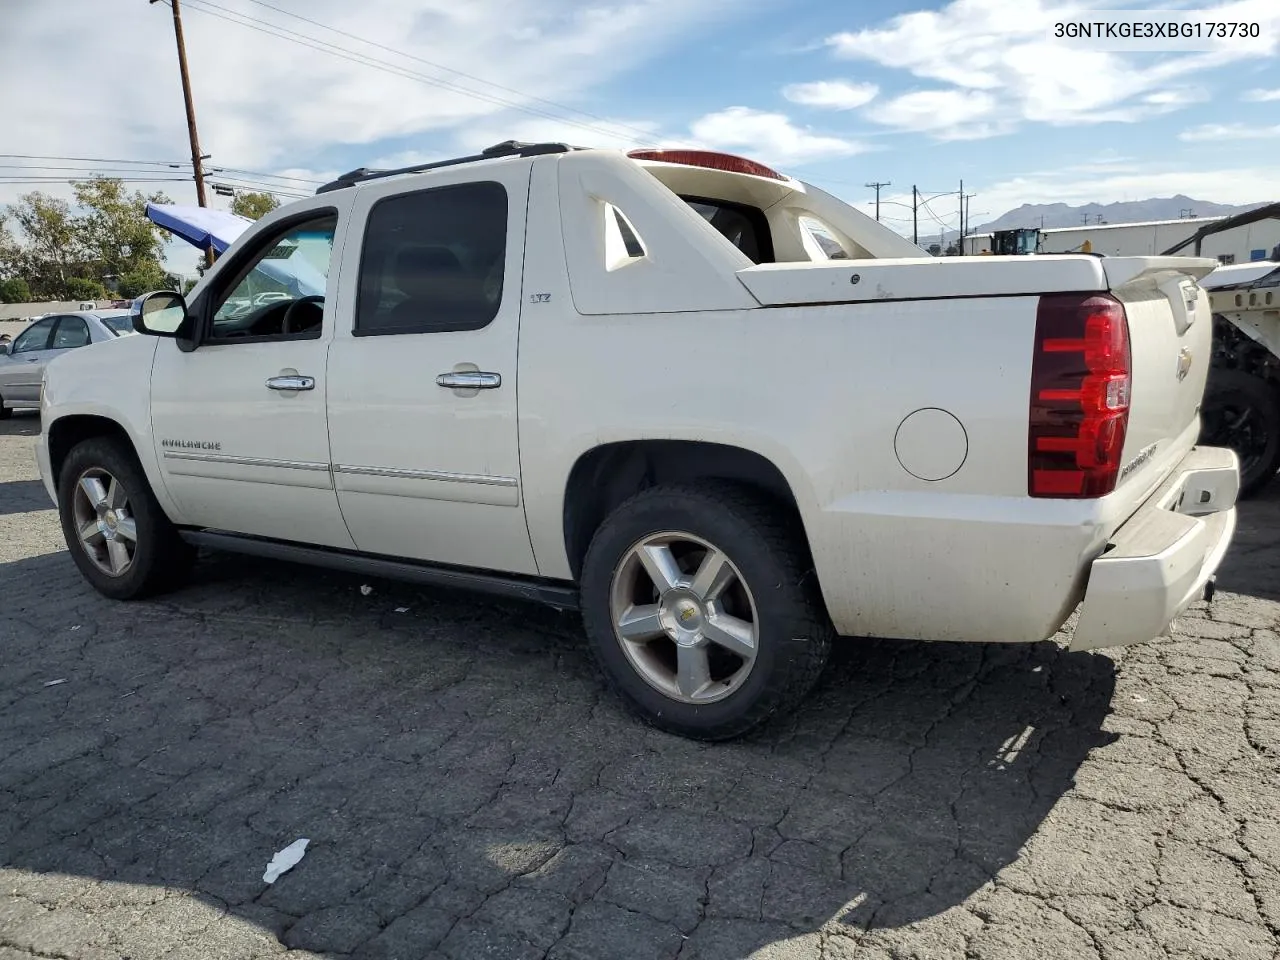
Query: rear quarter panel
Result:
<box><xmin>519</xmin><ymin>155</ymin><xmax>1156</xmax><ymax>643</ymax></box>
<box><xmin>518</xmin><ymin>283</ymin><xmax>1111</xmax><ymax>641</ymax></box>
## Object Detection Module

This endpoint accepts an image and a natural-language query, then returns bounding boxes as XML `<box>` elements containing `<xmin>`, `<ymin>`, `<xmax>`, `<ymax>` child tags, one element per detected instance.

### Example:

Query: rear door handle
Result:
<box><xmin>266</xmin><ymin>375</ymin><xmax>315</xmax><ymax>392</ymax></box>
<box><xmin>436</xmin><ymin>371</ymin><xmax>501</xmax><ymax>389</ymax></box>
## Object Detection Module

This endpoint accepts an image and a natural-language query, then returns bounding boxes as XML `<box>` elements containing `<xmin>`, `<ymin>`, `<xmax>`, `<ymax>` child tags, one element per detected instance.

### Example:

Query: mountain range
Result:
<box><xmin>972</xmin><ymin>195</ymin><xmax>1269</xmax><ymax>235</ymax></box>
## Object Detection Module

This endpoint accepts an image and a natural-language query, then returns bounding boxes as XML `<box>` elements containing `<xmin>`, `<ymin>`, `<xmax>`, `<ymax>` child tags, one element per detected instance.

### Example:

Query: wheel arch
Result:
<box><xmin>561</xmin><ymin>439</ymin><xmax>810</xmax><ymax>581</ymax></box>
<box><xmin>47</xmin><ymin>414</ymin><xmax>138</xmax><ymax>488</ymax></box>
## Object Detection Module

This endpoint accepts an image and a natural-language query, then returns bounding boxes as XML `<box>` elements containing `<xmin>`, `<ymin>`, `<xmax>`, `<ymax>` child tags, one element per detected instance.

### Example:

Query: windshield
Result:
<box><xmin>100</xmin><ymin>314</ymin><xmax>134</xmax><ymax>336</ymax></box>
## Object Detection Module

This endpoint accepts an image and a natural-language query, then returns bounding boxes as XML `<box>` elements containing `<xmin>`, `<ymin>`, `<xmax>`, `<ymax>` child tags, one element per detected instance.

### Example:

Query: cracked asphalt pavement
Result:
<box><xmin>1</xmin><ymin>413</ymin><xmax>1279</xmax><ymax>960</ymax></box>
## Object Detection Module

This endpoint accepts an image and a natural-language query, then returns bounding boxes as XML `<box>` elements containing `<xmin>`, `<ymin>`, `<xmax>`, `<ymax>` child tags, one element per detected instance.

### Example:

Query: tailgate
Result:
<box><xmin>1102</xmin><ymin>256</ymin><xmax>1219</xmax><ymax>505</ymax></box>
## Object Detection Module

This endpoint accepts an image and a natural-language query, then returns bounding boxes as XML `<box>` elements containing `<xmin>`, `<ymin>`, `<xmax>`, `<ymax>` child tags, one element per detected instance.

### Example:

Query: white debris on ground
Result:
<box><xmin>263</xmin><ymin>838</ymin><xmax>310</xmax><ymax>884</ymax></box>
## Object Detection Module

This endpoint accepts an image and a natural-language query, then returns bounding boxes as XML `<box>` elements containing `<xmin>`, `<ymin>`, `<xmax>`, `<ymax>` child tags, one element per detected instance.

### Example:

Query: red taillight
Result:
<box><xmin>1028</xmin><ymin>294</ymin><xmax>1131</xmax><ymax>498</ymax></box>
<box><xmin>626</xmin><ymin>149</ymin><xmax>789</xmax><ymax>182</ymax></box>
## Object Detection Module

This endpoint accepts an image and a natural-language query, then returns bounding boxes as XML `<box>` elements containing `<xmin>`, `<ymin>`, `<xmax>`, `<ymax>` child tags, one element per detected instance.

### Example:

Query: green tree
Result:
<box><xmin>65</xmin><ymin>277</ymin><xmax>107</xmax><ymax>301</ymax></box>
<box><xmin>0</xmin><ymin>277</ymin><xmax>31</xmax><ymax>303</ymax></box>
<box><xmin>231</xmin><ymin>191</ymin><xmax>280</xmax><ymax>220</ymax></box>
<box><xmin>117</xmin><ymin>263</ymin><xmax>170</xmax><ymax>299</ymax></box>
<box><xmin>5</xmin><ymin>192</ymin><xmax>82</xmax><ymax>298</ymax></box>
<box><xmin>73</xmin><ymin>177</ymin><xmax>171</xmax><ymax>282</ymax></box>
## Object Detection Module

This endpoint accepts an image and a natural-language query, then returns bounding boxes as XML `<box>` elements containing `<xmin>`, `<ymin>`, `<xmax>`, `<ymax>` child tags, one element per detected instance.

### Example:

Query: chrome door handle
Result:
<box><xmin>436</xmin><ymin>371</ymin><xmax>501</xmax><ymax>389</ymax></box>
<box><xmin>266</xmin><ymin>375</ymin><xmax>315</xmax><ymax>392</ymax></box>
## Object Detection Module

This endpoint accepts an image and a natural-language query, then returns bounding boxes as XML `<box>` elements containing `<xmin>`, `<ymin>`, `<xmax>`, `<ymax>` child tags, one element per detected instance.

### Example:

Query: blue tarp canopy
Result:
<box><xmin>146</xmin><ymin>202</ymin><xmax>327</xmax><ymax>297</ymax></box>
<box><xmin>145</xmin><ymin>202</ymin><xmax>251</xmax><ymax>255</ymax></box>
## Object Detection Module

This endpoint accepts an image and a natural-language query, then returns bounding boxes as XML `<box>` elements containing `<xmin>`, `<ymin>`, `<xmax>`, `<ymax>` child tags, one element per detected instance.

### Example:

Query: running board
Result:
<box><xmin>179</xmin><ymin>530</ymin><xmax>580</xmax><ymax>611</ymax></box>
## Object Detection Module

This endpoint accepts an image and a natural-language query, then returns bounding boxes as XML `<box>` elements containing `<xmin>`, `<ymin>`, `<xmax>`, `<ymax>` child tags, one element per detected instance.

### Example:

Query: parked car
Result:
<box><xmin>0</xmin><ymin>310</ymin><xmax>134</xmax><ymax>417</ymax></box>
<box><xmin>34</xmin><ymin>141</ymin><xmax>1239</xmax><ymax>740</ymax></box>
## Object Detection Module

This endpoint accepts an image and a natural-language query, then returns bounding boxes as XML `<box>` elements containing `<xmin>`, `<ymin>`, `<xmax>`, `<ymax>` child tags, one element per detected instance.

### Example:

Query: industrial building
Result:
<box><xmin>963</xmin><ymin>213</ymin><xmax>1280</xmax><ymax>264</ymax></box>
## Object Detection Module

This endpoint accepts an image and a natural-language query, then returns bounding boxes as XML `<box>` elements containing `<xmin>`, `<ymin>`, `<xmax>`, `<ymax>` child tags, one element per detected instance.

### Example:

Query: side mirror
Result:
<box><xmin>0</xmin><ymin>343</ymin><xmax>9</xmax><ymax>356</ymax></box>
<box><xmin>132</xmin><ymin>291</ymin><xmax>189</xmax><ymax>337</ymax></box>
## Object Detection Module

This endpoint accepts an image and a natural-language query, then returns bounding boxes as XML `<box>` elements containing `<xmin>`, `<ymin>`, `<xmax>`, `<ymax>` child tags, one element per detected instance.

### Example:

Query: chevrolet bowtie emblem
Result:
<box><xmin>1176</xmin><ymin>347</ymin><xmax>1193</xmax><ymax>382</ymax></box>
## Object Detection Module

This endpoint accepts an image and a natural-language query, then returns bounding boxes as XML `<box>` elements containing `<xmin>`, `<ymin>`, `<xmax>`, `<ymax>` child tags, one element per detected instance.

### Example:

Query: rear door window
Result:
<box><xmin>355</xmin><ymin>181</ymin><xmax>508</xmax><ymax>336</ymax></box>
<box><xmin>51</xmin><ymin>316</ymin><xmax>91</xmax><ymax>349</ymax></box>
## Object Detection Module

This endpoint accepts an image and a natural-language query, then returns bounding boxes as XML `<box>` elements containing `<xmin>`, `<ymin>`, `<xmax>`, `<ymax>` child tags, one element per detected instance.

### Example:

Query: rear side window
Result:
<box><xmin>799</xmin><ymin>217</ymin><xmax>851</xmax><ymax>260</ymax></box>
<box><xmin>682</xmin><ymin>196</ymin><xmax>773</xmax><ymax>264</ymax></box>
<box><xmin>52</xmin><ymin>317</ymin><xmax>91</xmax><ymax>349</ymax></box>
<box><xmin>356</xmin><ymin>181</ymin><xmax>508</xmax><ymax>336</ymax></box>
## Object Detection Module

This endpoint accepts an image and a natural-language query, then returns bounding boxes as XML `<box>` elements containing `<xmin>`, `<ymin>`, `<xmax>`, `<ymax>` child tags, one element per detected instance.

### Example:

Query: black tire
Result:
<box><xmin>580</xmin><ymin>482</ymin><xmax>833</xmax><ymax>741</ymax></box>
<box><xmin>1201</xmin><ymin>370</ymin><xmax>1280</xmax><ymax>498</ymax></box>
<box><xmin>0</xmin><ymin>396</ymin><xmax>11</xmax><ymax>420</ymax></box>
<box><xmin>56</xmin><ymin>436</ymin><xmax>195</xmax><ymax>600</ymax></box>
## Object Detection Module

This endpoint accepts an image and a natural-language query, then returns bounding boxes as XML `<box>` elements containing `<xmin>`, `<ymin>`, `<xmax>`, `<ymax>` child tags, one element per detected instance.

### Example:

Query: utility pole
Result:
<box><xmin>962</xmin><ymin>192</ymin><xmax>976</xmax><ymax>252</ymax></box>
<box><xmin>958</xmin><ymin>179</ymin><xmax>964</xmax><ymax>242</ymax></box>
<box><xmin>912</xmin><ymin>185</ymin><xmax>919</xmax><ymax>245</ymax></box>
<box><xmin>152</xmin><ymin>0</ymin><xmax>214</xmax><ymax>267</ymax></box>
<box><xmin>865</xmin><ymin>181</ymin><xmax>891</xmax><ymax>222</ymax></box>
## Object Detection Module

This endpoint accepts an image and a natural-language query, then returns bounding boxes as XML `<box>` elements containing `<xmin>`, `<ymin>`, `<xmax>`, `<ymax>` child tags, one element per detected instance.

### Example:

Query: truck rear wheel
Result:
<box><xmin>1201</xmin><ymin>370</ymin><xmax>1280</xmax><ymax>498</ymax></box>
<box><xmin>56</xmin><ymin>437</ymin><xmax>195</xmax><ymax>600</ymax></box>
<box><xmin>579</xmin><ymin>483</ymin><xmax>833</xmax><ymax>741</ymax></box>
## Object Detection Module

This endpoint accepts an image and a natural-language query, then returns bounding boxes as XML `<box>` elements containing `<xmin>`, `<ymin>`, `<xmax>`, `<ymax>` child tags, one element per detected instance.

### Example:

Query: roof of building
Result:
<box><xmin>963</xmin><ymin>215</ymin><xmax>1230</xmax><ymax>240</ymax></box>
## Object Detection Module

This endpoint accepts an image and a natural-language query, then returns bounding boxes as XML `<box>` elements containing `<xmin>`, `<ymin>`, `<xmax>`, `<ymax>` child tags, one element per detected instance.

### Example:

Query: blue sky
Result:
<box><xmin>3</xmin><ymin>0</ymin><xmax>1279</xmax><ymax>270</ymax></box>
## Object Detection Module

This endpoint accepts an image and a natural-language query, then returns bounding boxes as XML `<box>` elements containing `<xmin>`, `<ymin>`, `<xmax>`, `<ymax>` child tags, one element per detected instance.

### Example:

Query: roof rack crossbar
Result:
<box><xmin>315</xmin><ymin>140</ymin><xmax>581</xmax><ymax>194</ymax></box>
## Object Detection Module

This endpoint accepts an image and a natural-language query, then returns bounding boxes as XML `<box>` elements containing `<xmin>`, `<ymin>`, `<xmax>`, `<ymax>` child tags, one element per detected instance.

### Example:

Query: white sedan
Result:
<box><xmin>0</xmin><ymin>310</ymin><xmax>135</xmax><ymax>417</ymax></box>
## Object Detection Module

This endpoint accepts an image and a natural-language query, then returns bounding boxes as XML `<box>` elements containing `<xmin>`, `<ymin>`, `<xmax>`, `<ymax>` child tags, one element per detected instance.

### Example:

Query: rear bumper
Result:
<box><xmin>1070</xmin><ymin>445</ymin><xmax>1239</xmax><ymax>651</ymax></box>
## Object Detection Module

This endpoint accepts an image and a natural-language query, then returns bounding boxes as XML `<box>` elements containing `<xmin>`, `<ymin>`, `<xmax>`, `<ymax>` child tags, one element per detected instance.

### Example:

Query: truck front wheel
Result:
<box><xmin>1201</xmin><ymin>370</ymin><xmax>1280</xmax><ymax>498</ymax></box>
<box><xmin>56</xmin><ymin>437</ymin><xmax>195</xmax><ymax>600</ymax></box>
<box><xmin>579</xmin><ymin>483</ymin><xmax>833</xmax><ymax>741</ymax></box>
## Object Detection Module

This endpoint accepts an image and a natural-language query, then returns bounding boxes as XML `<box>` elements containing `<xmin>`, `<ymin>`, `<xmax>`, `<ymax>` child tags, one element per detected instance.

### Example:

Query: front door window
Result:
<box><xmin>12</xmin><ymin>317</ymin><xmax>56</xmax><ymax>354</ymax></box>
<box><xmin>210</xmin><ymin>216</ymin><xmax>338</xmax><ymax>341</ymax></box>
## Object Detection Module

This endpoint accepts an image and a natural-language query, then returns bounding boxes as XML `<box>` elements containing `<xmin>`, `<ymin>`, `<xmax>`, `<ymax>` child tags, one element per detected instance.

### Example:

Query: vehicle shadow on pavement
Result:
<box><xmin>1215</xmin><ymin>477</ymin><xmax>1280</xmax><ymax>602</ymax></box>
<box><xmin>0</xmin><ymin>479</ymin><xmax>55</xmax><ymax>516</ymax></box>
<box><xmin>0</xmin><ymin>412</ymin><xmax>41</xmax><ymax>437</ymax></box>
<box><xmin>0</xmin><ymin>547</ymin><xmax>1122</xmax><ymax>959</ymax></box>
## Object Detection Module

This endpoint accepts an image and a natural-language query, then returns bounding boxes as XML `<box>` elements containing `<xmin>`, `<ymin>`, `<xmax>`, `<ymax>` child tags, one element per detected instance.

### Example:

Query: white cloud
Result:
<box><xmin>687</xmin><ymin>107</ymin><xmax>867</xmax><ymax>167</ymax></box>
<box><xmin>0</xmin><ymin>0</ymin><xmax>739</xmax><ymax>195</ymax></box>
<box><xmin>453</xmin><ymin>117</ymin><xmax>664</xmax><ymax>154</ymax></box>
<box><xmin>1180</xmin><ymin>123</ymin><xmax>1280</xmax><ymax>141</ymax></box>
<box><xmin>782</xmin><ymin>80</ymin><xmax>879</xmax><ymax>110</ymax></box>
<box><xmin>824</xmin><ymin>0</ymin><xmax>1280</xmax><ymax>138</ymax></box>
<box><xmin>865</xmin><ymin>89</ymin><xmax>1006</xmax><ymax>139</ymax></box>
<box><xmin>1243</xmin><ymin>88</ymin><xmax>1280</xmax><ymax>102</ymax></box>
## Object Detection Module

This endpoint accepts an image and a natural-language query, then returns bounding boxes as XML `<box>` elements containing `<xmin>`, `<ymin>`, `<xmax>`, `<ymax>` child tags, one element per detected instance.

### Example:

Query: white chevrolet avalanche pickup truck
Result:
<box><xmin>35</xmin><ymin>141</ymin><xmax>1240</xmax><ymax>740</ymax></box>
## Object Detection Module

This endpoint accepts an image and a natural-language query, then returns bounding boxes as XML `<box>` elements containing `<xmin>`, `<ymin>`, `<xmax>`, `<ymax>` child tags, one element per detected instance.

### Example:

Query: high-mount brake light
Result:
<box><xmin>626</xmin><ymin>149</ymin><xmax>788</xmax><ymax>182</ymax></box>
<box><xmin>1028</xmin><ymin>294</ymin><xmax>1132</xmax><ymax>499</ymax></box>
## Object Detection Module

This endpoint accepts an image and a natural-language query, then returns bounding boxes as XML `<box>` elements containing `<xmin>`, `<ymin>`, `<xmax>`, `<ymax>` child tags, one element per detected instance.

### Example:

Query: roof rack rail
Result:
<box><xmin>315</xmin><ymin>140</ymin><xmax>583</xmax><ymax>194</ymax></box>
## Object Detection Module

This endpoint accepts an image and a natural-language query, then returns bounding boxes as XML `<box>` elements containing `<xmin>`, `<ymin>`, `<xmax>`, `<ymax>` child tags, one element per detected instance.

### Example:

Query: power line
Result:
<box><xmin>232</xmin><ymin>0</ymin><xmax>667</xmax><ymax>148</ymax></box>
<box><xmin>1</xmin><ymin>155</ymin><xmax>325</xmax><ymax>188</ymax></box>
<box><xmin>0</xmin><ymin>153</ymin><xmax>187</xmax><ymax>166</ymax></box>
<box><xmin>0</xmin><ymin>177</ymin><xmax>192</xmax><ymax>185</ymax></box>
<box><xmin>209</xmin><ymin>166</ymin><xmax>323</xmax><ymax>185</ymax></box>
<box><xmin>177</xmin><ymin>0</ymin><xmax>666</xmax><ymax>148</ymax></box>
